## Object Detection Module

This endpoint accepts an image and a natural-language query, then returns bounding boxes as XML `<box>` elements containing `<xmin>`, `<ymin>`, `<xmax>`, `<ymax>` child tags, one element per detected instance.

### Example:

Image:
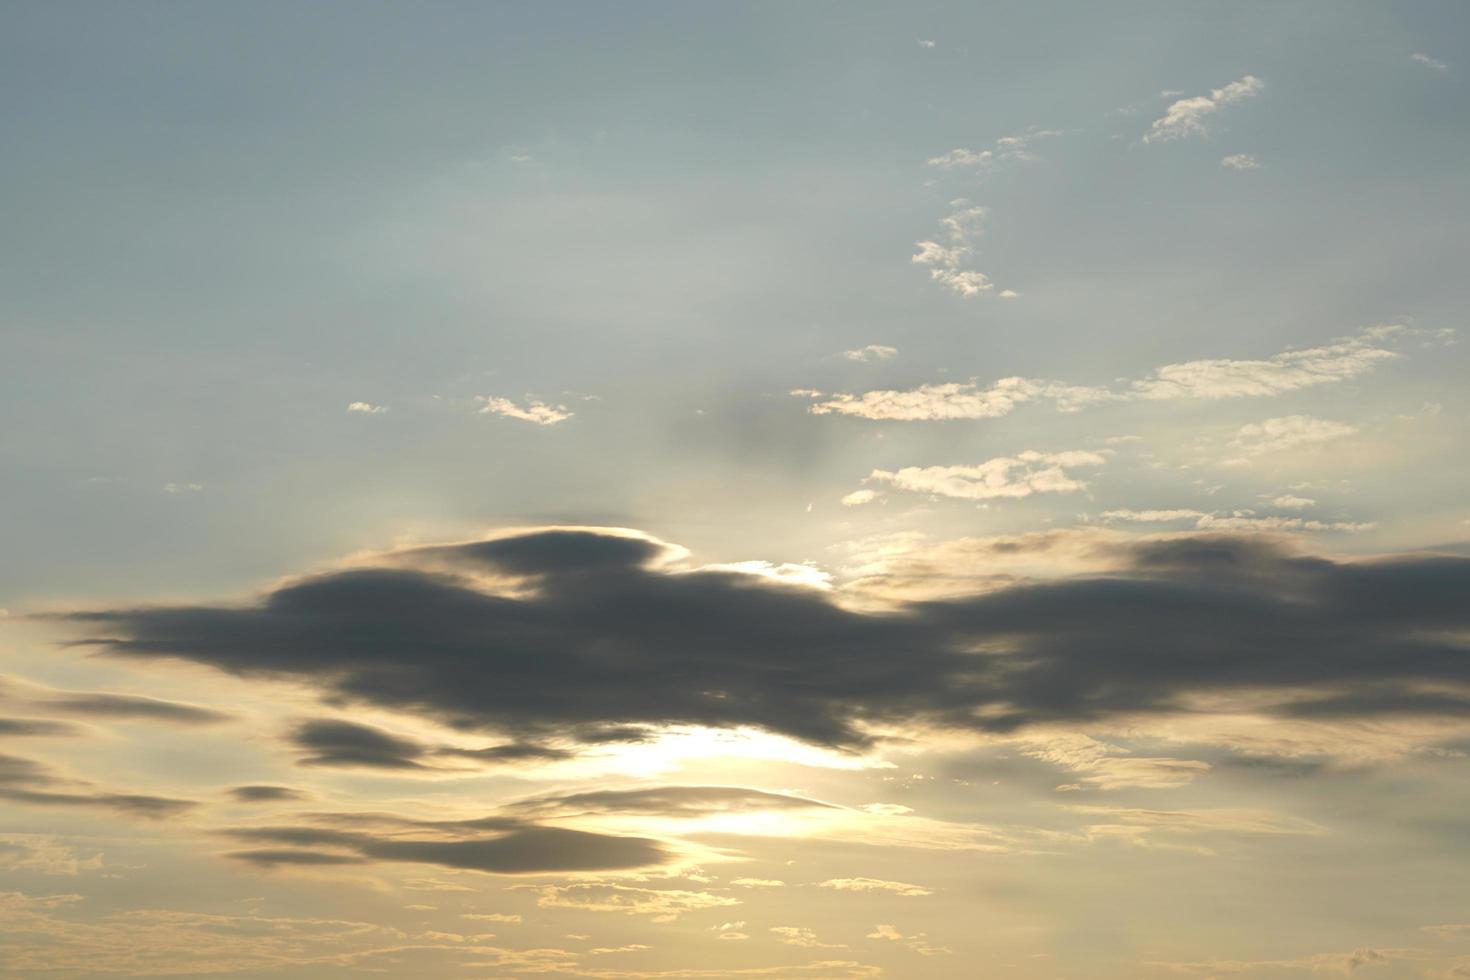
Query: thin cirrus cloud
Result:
<box><xmin>57</xmin><ymin>526</ymin><xmax>1470</xmax><ymax>748</ymax></box>
<box><xmin>476</xmin><ymin>396</ymin><xmax>573</xmax><ymax>425</ymax></box>
<box><xmin>863</xmin><ymin>450</ymin><xmax>1107</xmax><ymax>502</ymax></box>
<box><xmin>1226</xmin><ymin>415</ymin><xmax>1357</xmax><ymax>458</ymax></box>
<box><xmin>798</xmin><ymin>326</ymin><xmax>1411</xmax><ymax>421</ymax></box>
<box><xmin>1143</xmin><ymin>74</ymin><xmax>1265</xmax><ymax>143</ymax></box>
<box><xmin>1411</xmin><ymin>52</ymin><xmax>1449</xmax><ymax>73</ymax></box>
<box><xmin>1100</xmin><ymin>509</ymin><xmax>1374</xmax><ymax>533</ymax></box>
<box><xmin>0</xmin><ymin>752</ymin><xmax>196</xmax><ymax>819</ymax></box>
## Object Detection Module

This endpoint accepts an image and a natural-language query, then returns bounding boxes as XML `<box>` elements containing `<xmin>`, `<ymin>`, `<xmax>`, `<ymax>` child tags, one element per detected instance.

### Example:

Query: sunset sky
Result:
<box><xmin>3</xmin><ymin>3</ymin><xmax>1470</xmax><ymax>978</ymax></box>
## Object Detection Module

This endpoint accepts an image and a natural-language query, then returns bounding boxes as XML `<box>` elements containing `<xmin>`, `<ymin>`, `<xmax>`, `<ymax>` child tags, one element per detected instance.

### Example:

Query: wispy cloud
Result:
<box><xmin>346</xmin><ymin>402</ymin><xmax>388</xmax><ymax>414</ymax></box>
<box><xmin>1144</xmin><ymin>75</ymin><xmax>1264</xmax><ymax>143</ymax></box>
<box><xmin>1221</xmin><ymin>153</ymin><xmax>1260</xmax><ymax>170</ymax></box>
<box><xmin>1100</xmin><ymin>509</ymin><xmax>1373</xmax><ymax>533</ymax></box>
<box><xmin>801</xmin><ymin>327</ymin><xmax>1411</xmax><ymax>421</ymax></box>
<box><xmin>1411</xmin><ymin>52</ymin><xmax>1449</xmax><ymax>73</ymax></box>
<box><xmin>1226</xmin><ymin>415</ymin><xmax>1357</xmax><ymax>458</ymax></box>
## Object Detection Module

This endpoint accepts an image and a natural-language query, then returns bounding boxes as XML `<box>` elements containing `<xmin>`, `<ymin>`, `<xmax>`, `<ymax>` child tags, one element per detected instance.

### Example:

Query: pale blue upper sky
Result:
<box><xmin>4</xmin><ymin>1</ymin><xmax>1467</xmax><ymax>604</ymax></box>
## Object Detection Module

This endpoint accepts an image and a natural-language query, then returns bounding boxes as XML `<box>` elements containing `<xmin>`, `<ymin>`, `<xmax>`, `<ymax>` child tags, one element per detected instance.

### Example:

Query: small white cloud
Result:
<box><xmin>917</xmin><ymin>39</ymin><xmax>936</xmax><ymax>49</ymax></box>
<box><xmin>477</xmin><ymin>396</ymin><xmax>573</xmax><ymax>426</ymax></box>
<box><xmin>867</xmin><ymin>450</ymin><xmax>1107</xmax><ymax>502</ymax></box>
<box><xmin>1144</xmin><ymin>75</ymin><xmax>1264</xmax><ymax>143</ymax></box>
<box><xmin>1271</xmin><ymin>495</ymin><xmax>1316</xmax><ymax>509</ymax></box>
<box><xmin>770</xmin><ymin>926</ymin><xmax>845</xmax><ymax>949</ymax></box>
<box><xmin>927</xmin><ymin>129</ymin><xmax>1061</xmax><ymax>172</ymax></box>
<box><xmin>841</xmin><ymin>489</ymin><xmax>880</xmax><ymax>507</ymax></box>
<box><xmin>820</xmin><ymin>878</ymin><xmax>933</xmax><ymax>897</ymax></box>
<box><xmin>1411</xmin><ymin>52</ymin><xmax>1449</xmax><ymax>73</ymax></box>
<box><xmin>346</xmin><ymin>401</ymin><xmax>388</xmax><ymax>414</ymax></box>
<box><xmin>162</xmin><ymin>483</ymin><xmax>204</xmax><ymax>494</ymax></box>
<box><xmin>912</xmin><ymin>202</ymin><xmax>999</xmax><ymax>298</ymax></box>
<box><xmin>837</xmin><ymin>344</ymin><xmax>898</xmax><ymax>362</ymax></box>
<box><xmin>1221</xmin><ymin>153</ymin><xmax>1260</xmax><ymax>170</ymax></box>
<box><xmin>998</xmin><ymin>289</ymin><xmax>1021</xmax><ymax>299</ymax></box>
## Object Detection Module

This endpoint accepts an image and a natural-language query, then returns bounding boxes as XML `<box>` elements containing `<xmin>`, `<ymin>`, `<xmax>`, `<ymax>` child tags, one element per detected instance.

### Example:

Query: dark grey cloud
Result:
<box><xmin>61</xmin><ymin>528</ymin><xmax>1470</xmax><ymax>747</ymax></box>
<box><xmin>0</xmin><ymin>751</ymin><xmax>196</xmax><ymax>818</ymax></box>
<box><xmin>0</xmin><ymin>718</ymin><xmax>82</xmax><ymax>737</ymax></box>
<box><xmin>289</xmin><ymin>719</ymin><xmax>432</xmax><ymax>770</ymax></box>
<box><xmin>42</xmin><ymin>692</ymin><xmax>231</xmax><ymax>725</ymax></box>
<box><xmin>222</xmin><ymin>820</ymin><xmax>667</xmax><ymax>874</ymax></box>
<box><xmin>227</xmin><ymin>849</ymin><xmax>368</xmax><ymax>867</ymax></box>
<box><xmin>228</xmin><ymin>785</ymin><xmax>309</xmax><ymax>803</ymax></box>
<box><xmin>506</xmin><ymin>785</ymin><xmax>838</xmax><ymax>818</ymax></box>
<box><xmin>285</xmin><ymin>718</ymin><xmax>569</xmax><ymax>771</ymax></box>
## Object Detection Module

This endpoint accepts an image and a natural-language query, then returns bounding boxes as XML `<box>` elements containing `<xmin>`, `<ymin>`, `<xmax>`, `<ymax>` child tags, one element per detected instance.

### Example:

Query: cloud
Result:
<box><xmin>1126</xmin><ymin>336</ymin><xmax>1394</xmax><ymax>400</ymax></box>
<box><xmin>911</xmin><ymin>201</ymin><xmax>996</xmax><ymax>297</ymax></box>
<box><xmin>520</xmin><ymin>883</ymin><xmax>739</xmax><ymax>921</ymax></box>
<box><xmin>289</xmin><ymin>719</ymin><xmax>434</xmax><ymax>770</ymax></box>
<box><xmin>162</xmin><ymin>482</ymin><xmax>204</xmax><ymax>494</ymax></box>
<box><xmin>1271</xmin><ymin>495</ymin><xmax>1316</xmax><ymax>509</ymax></box>
<box><xmin>802</xmin><ymin>327</ymin><xmax>1407</xmax><ymax>421</ymax></box>
<box><xmin>1144</xmin><ymin>75</ymin><xmax>1264</xmax><ymax>143</ymax></box>
<box><xmin>225</xmin><ymin>820</ymin><xmax>668</xmax><ymax>876</ymax></box>
<box><xmin>1226</xmin><ymin>416</ymin><xmax>1357</xmax><ymax>457</ymax></box>
<box><xmin>836</xmin><ymin>345</ymin><xmax>897</xmax><ymax>362</ymax></box>
<box><xmin>771</xmin><ymin>926</ymin><xmax>845</xmax><ymax>949</ymax></box>
<box><xmin>0</xmin><ymin>837</ymin><xmax>103</xmax><ymax>876</ymax></box>
<box><xmin>228</xmin><ymin>785</ymin><xmax>308</xmax><ymax>803</ymax></box>
<box><xmin>926</xmin><ymin>129</ymin><xmax>1062</xmax><ymax>172</ymax></box>
<box><xmin>1411</xmin><ymin>52</ymin><xmax>1449</xmax><ymax>73</ymax></box>
<box><xmin>1100</xmin><ymin>509</ymin><xmax>1373</xmax><ymax>533</ymax></box>
<box><xmin>808</xmin><ymin>377</ymin><xmax>1105</xmax><ymax>421</ymax></box>
<box><xmin>1221</xmin><ymin>153</ymin><xmax>1260</xmax><ymax>170</ymax></box>
<box><xmin>866</xmin><ymin>450</ymin><xmax>1106</xmax><ymax>501</ymax></box>
<box><xmin>40</xmin><ymin>692</ymin><xmax>231</xmax><ymax>725</ymax></box>
<box><xmin>820</xmin><ymin>878</ymin><xmax>932</xmax><ymax>897</ymax></box>
<box><xmin>917</xmin><ymin>39</ymin><xmax>935</xmax><ymax>49</ymax></box>
<box><xmin>0</xmin><ymin>752</ymin><xmax>196</xmax><ymax>818</ymax></box>
<box><xmin>505</xmin><ymin>785</ymin><xmax>836</xmax><ymax>819</ymax></box>
<box><xmin>60</xmin><ymin>527</ymin><xmax>1470</xmax><ymax>744</ymax></box>
<box><xmin>841</xmin><ymin>489</ymin><xmax>879</xmax><ymax>507</ymax></box>
<box><xmin>346</xmin><ymin>402</ymin><xmax>388</xmax><ymax>414</ymax></box>
<box><xmin>864</xmin><ymin>923</ymin><xmax>950</xmax><ymax>955</ymax></box>
<box><xmin>476</xmin><ymin>396</ymin><xmax>573</xmax><ymax>425</ymax></box>
<box><xmin>286</xmin><ymin>718</ymin><xmax>571</xmax><ymax>771</ymax></box>
<box><xmin>0</xmin><ymin>718</ymin><xmax>81</xmax><ymax>737</ymax></box>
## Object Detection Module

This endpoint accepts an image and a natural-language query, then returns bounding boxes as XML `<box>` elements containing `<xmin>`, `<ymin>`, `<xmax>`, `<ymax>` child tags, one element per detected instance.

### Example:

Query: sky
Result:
<box><xmin>1</xmin><ymin>2</ymin><xmax>1469</xmax><ymax>978</ymax></box>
